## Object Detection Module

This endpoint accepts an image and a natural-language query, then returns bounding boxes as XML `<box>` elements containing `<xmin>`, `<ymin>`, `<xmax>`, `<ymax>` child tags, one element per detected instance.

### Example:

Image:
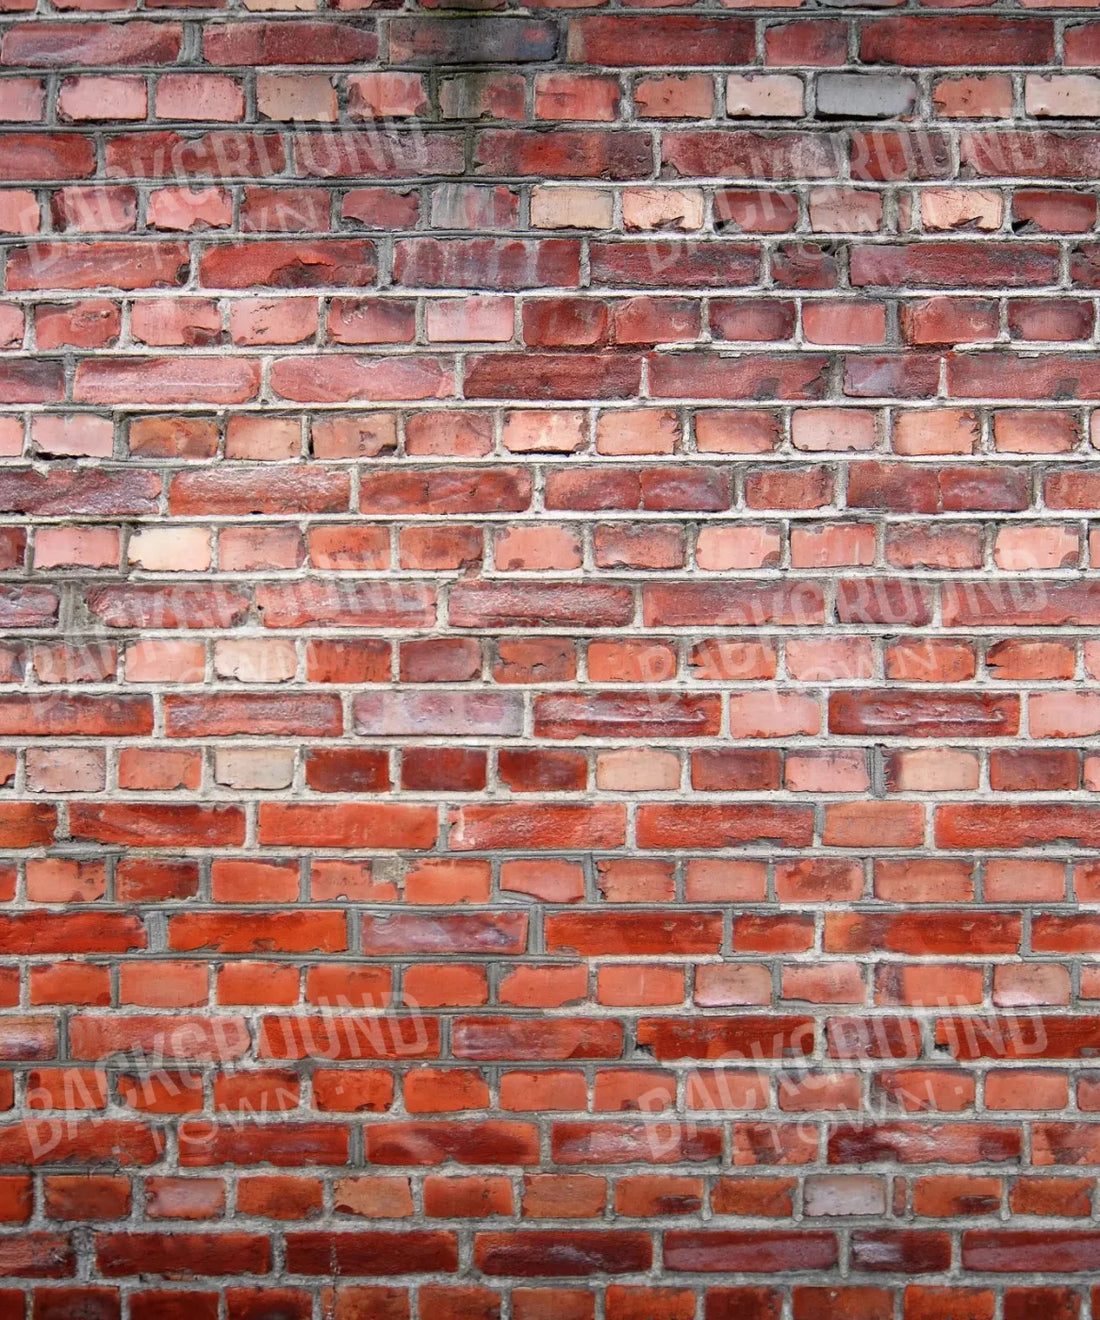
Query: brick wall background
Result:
<box><xmin>2</xmin><ymin>3</ymin><xmax>1100</xmax><ymax>1315</ymax></box>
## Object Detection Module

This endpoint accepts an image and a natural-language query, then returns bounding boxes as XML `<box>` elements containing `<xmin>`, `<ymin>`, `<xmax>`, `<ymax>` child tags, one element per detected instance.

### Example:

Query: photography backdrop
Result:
<box><xmin>1</xmin><ymin>5</ymin><xmax>1100</xmax><ymax>1317</ymax></box>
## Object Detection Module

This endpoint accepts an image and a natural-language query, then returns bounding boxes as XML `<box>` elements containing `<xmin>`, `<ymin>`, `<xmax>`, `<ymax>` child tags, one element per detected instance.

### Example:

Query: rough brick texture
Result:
<box><xmin>3</xmin><ymin>1</ymin><xmax>1100</xmax><ymax>1313</ymax></box>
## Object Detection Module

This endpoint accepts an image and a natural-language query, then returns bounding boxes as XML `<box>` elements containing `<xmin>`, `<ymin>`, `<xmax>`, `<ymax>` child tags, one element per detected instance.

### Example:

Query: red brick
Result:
<box><xmin>0</xmin><ymin>8</ymin><xmax>1093</xmax><ymax>1293</ymax></box>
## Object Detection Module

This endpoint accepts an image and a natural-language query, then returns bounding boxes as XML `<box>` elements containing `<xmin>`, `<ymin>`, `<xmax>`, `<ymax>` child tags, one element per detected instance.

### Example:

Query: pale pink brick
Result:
<box><xmin>58</xmin><ymin>75</ymin><xmax>146</xmax><ymax>122</ymax></box>
<box><xmin>35</xmin><ymin>527</ymin><xmax>121</xmax><ymax>570</ymax></box>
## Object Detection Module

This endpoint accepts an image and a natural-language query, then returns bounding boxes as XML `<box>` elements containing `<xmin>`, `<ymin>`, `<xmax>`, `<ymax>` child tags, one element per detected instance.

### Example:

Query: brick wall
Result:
<box><xmin>2</xmin><ymin>3</ymin><xmax>1100</xmax><ymax>1315</ymax></box>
